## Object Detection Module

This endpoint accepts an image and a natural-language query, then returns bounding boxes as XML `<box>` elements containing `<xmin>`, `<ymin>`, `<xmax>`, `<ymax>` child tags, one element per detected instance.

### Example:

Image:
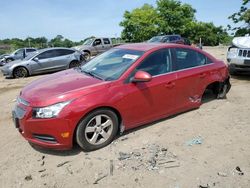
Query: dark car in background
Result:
<box><xmin>1</xmin><ymin>47</ymin><xmax>84</xmax><ymax>78</ymax></box>
<box><xmin>148</xmin><ymin>35</ymin><xmax>185</xmax><ymax>44</ymax></box>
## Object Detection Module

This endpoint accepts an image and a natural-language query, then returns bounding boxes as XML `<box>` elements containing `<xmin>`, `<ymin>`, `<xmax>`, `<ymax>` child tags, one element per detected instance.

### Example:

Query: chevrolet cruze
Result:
<box><xmin>12</xmin><ymin>43</ymin><xmax>231</xmax><ymax>151</ymax></box>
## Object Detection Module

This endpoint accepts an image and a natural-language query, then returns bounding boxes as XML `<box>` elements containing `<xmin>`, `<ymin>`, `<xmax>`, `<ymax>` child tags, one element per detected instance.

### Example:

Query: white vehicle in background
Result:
<box><xmin>227</xmin><ymin>36</ymin><xmax>250</xmax><ymax>75</ymax></box>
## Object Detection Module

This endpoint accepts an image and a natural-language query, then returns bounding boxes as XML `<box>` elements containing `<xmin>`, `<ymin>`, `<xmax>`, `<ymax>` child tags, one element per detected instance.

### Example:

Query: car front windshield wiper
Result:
<box><xmin>81</xmin><ymin>69</ymin><xmax>104</xmax><ymax>80</ymax></box>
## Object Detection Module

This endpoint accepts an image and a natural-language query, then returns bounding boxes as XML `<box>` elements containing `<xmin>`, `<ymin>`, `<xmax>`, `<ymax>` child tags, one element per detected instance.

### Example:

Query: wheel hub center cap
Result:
<box><xmin>96</xmin><ymin>127</ymin><xmax>102</xmax><ymax>133</ymax></box>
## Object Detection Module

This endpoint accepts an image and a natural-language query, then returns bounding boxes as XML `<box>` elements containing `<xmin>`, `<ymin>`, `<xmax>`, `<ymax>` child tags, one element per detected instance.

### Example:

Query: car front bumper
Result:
<box><xmin>12</xmin><ymin>103</ymin><xmax>74</xmax><ymax>150</ymax></box>
<box><xmin>227</xmin><ymin>57</ymin><xmax>250</xmax><ymax>72</ymax></box>
<box><xmin>1</xmin><ymin>67</ymin><xmax>13</xmax><ymax>77</ymax></box>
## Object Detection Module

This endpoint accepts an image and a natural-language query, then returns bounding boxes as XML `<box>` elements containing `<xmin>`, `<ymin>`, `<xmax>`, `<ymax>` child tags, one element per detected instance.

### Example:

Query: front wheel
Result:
<box><xmin>13</xmin><ymin>67</ymin><xmax>28</xmax><ymax>78</ymax></box>
<box><xmin>76</xmin><ymin>109</ymin><xmax>119</xmax><ymax>151</ymax></box>
<box><xmin>83</xmin><ymin>52</ymin><xmax>91</xmax><ymax>61</ymax></box>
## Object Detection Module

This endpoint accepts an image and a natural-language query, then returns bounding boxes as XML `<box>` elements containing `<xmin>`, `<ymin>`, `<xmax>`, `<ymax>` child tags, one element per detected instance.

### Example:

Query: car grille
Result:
<box><xmin>33</xmin><ymin>134</ymin><xmax>57</xmax><ymax>144</ymax></box>
<box><xmin>238</xmin><ymin>49</ymin><xmax>250</xmax><ymax>58</ymax></box>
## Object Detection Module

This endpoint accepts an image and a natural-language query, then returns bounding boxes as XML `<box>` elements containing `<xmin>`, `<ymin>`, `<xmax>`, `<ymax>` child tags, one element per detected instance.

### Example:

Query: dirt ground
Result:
<box><xmin>0</xmin><ymin>46</ymin><xmax>250</xmax><ymax>188</ymax></box>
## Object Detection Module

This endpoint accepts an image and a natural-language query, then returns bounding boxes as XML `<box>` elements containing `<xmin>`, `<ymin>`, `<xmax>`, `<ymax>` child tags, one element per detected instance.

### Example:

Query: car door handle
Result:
<box><xmin>165</xmin><ymin>82</ymin><xmax>175</xmax><ymax>88</ymax></box>
<box><xmin>199</xmin><ymin>73</ymin><xmax>206</xmax><ymax>78</ymax></box>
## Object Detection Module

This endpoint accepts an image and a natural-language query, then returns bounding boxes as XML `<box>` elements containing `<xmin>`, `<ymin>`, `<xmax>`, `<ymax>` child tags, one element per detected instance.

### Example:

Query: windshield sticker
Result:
<box><xmin>122</xmin><ymin>54</ymin><xmax>139</xmax><ymax>60</ymax></box>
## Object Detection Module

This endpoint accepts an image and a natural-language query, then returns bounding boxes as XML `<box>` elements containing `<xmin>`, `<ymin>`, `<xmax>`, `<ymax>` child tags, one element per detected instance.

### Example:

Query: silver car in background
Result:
<box><xmin>1</xmin><ymin>47</ymin><xmax>84</xmax><ymax>78</ymax></box>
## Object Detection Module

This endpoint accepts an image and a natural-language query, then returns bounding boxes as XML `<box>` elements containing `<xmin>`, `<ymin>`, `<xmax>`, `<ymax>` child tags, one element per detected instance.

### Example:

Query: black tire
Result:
<box><xmin>76</xmin><ymin>109</ymin><xmax>119</xmax><ymax>151</ymax></box>
<box><xmin>83</xmin><ymin>52</ymin><xmax>91</xmax><ymax>61</ymax></box>
<box><xmin>69</xmin><ymin>60</ymin><xmax>81</xmax><ymax>68</ymax></box>
<box><xmin>6</xmin><ymin>58</ymin><xmax>14</xmax><ymax>63</ymax></box>
<box><xmin>13</xmin><ymin>67</ymin><xmax>29</xmax><ymax>78</ymax></box>
<box><xmin>217</xmin><ymin>79</ymin><xmax>231</xmax><ymax>99</ymax></box>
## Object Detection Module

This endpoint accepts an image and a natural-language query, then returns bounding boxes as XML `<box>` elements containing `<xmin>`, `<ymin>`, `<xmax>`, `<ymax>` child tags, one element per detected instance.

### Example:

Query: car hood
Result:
<box><xmin>73</xmin><ymin>45</ymin><xmax>90</xmax><ymax>51</ymax></box>
<box><xmin>20</xmin><ymin>69</ymin><xmax>109</xmax><ymax>107</ymax></box>
<box><xmin>3</xmin><ymin>59</ymin><xmax>25</xmax><ymax>67</ymax></box>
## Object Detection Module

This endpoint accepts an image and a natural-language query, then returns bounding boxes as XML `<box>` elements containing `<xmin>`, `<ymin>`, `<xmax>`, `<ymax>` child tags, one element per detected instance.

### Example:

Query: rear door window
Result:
<box><xmin>37</xmin><ymin>50</ymin><xmax>57</xmax><ymax>59</ymax></box>
<box><xmin>173</xmin><ymin>48</ymin><xmax>211</xmax><ymax>70</ymax></box>
<box><xmin>55</xmin><ymin>49</ymin><xmax>75</xmax><ymax>56</ymax></box>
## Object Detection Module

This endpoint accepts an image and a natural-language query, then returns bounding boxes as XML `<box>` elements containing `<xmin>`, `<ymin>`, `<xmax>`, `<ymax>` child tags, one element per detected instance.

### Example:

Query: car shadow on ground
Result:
<box><xmin>29</xmin><ymin>142</ymin><xmax>82</xmax><ymax>156</ymax></box>
<box><xmin>231</xmin><ymin>72</ymin><xmax>250</xmax><ymax>81</ymax></box>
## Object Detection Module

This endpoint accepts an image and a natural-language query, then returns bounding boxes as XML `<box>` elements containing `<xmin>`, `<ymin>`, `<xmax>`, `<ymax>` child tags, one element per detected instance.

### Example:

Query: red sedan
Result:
<box><xmin>12</xmin><ymin>43</ymin><xmax>231</xmax><ymax>151</ymax></box>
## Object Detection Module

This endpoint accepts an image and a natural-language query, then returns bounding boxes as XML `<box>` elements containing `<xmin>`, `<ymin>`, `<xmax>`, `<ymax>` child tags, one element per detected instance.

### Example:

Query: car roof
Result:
<box><xmin>37</xmin><ymin>47</ymin><xmax>76</xmax><ymax>53</ymax></box>
<box><xmin>116</xmin><ymin>43</ymin><xmax>182</xmax><ymax>52</ymax></box>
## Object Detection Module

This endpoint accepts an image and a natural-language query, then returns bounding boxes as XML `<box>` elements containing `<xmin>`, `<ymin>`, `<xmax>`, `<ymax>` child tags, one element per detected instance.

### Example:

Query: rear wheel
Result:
<box><xmin>76</xmin><ymin>109</ymin><xmax>118</xmax><ymax>151</ymax></box>
<box><xmin>216</xmin><ymin>79</ymin><xmax>231</xmax><ymax>99</ymax></box>
<box><xmin>69</xmin><ymin>60</ymin><xmax>81</xmax><ymax>68</ymax></box>
<box><xmin>13</xmin><ymin>67</ymin><xmax>28</xmax><ymax>78</ymax></box>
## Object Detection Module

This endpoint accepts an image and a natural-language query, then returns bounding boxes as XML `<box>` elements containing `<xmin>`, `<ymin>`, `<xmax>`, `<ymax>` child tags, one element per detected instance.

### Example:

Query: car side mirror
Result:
<box><xmin>33</xmin><ymin>57</ymin><xmax>39</xmax><ymax>62</ymax></box>
<box><xmin>132</xmin><ymin>71</ymin><xmax>152</xmax><ymax>83</ymax></box>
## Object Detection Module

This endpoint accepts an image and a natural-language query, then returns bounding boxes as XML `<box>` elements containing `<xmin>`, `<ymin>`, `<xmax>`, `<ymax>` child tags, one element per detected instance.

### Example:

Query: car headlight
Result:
<box><xmin>33</xmin><ymin>101</ymin><xmax>71</xmax><ymax>118</ymax></box>
<box><xmin>228</xmin><ymin>48</ymin><xmax>238</xmax><ymax>57</ymax></box>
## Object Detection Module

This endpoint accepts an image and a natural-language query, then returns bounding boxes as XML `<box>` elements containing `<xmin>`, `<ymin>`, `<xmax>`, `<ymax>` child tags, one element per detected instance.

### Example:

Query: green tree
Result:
<box><xmin>156</xmin><ymin>0</ymin><xmax>196</xmax><ymax>35</ymax></box>
<box><xmin>120</xmin><ymin>0</ymin><xmax>230</xmax><ymax>45</ymax></box>
<box><xmin>228</xmin><ymin>0</ymin><xmax>250</xmax><ymax>36</ymax></box>
<box><xmin>120</xmin><ymin>4</ymin><xmax>159</xmax><ymax>42</ymax></box>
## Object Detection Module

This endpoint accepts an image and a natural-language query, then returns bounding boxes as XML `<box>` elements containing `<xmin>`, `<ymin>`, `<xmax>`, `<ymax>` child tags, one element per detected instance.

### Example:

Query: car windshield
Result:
<box><xmin>83</xmin><ymin>38</ymin><xmax>95</xmax><ymax>45</ymax></box>
<box><xmin>80</xmin><ymin>48</ymin><xmax>144</xmax><ymax>81</ymax></box>
<box><xmin>148</xmin><ymin>36</ymin><xmax>165</xmax><ymax>43</ymax></box>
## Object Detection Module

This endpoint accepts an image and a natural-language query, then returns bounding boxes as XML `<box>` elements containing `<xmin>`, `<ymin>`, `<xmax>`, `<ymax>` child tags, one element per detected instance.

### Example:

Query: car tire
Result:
<box><xmin>69</xmin><ymin>60</ymin><xmax>81</xmax><ymax>68</ymax></box>
<box><xmin>76</xmin><ymin>108</ymin><xmax>119</xmax><ymax>151</ymax></box>
<box><xmin>13</xmin><ymin>67</ymin><xmax>29</xmax><ymax>78</ymax></box>
<box><xmin>216</xmin><ymin>79</ymin><xmax>231</xmax><ymax>99</ymax></box>
<box><xmin>83</xmin><ymin>52</ymin><xmax>91</xmax><ymax>61</ymax></box>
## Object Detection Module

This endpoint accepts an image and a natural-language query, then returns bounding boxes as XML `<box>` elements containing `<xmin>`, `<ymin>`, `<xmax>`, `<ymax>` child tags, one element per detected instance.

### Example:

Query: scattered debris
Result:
<box><xmin>24</xmin><ymin>175</ymin><xmax>32</xmax><ymax>181</ymax></box>
<box><xmin>120</xmin><ymin>137</ymin><xmax>128</xmax><ymax>141</ymax></box>
<box><xmin>186</xmin><ymin>136</ymin><xmax>203</xmax><ymax>146</ymax></box>
<box><xmin>110</xmin><ymin>160</ymin><xmax>114</xmax><ymax>176</ymax></box>
<box><xmin>198</xmin><ymin>184</ymin><xmax>210</xmax><ymax>188</ymax></box>
<box><xmin>38</xmin><ymin>169</ymin><xmax>46</xmax><ymax>173</ymax></box>
<box><xmin>57</xmin><ymin>161</ymin><xmax>70</xmax><ymax>167</ymax></box>
<box><xmin>134</xmin><ymin>178</ymin><xmax>139</xmax><ymax>183</ymax></box>
<box><xmin>41</xmin><ymin>161</ymin><xmax>45</xmax><ymax>166</ymax></box>
<box><xmin>117</xmin><ymin>144</ymin><xmax>179</xmax><ymax>172</ymax></box>
<box><xmin>93</xmin><ymin>174</ymin><xmax>108</xmax><ymax>184</ymax></box>
<box><xmin>118</xmin><ymin>152</ymin><xmax>132</xmax><ymax>160</ymax></box>
<box><xmin>66</xmin><ymin>166</ymin><xmax>73</xmax><ymax>175</ymax></box>
<box><xmin>235</xmin><ymin>166</ymin><xmax>244</xmax><ymax>176</ymax></box>
<box><xmin>41</xmin><ymin>173</ymin><xmax>49</xmax><ymax>178</ymax></box>
<box><xmin>217</xmin><ymin>172</ymin><xmax>227</xmax><ymax>177</ymax></box>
